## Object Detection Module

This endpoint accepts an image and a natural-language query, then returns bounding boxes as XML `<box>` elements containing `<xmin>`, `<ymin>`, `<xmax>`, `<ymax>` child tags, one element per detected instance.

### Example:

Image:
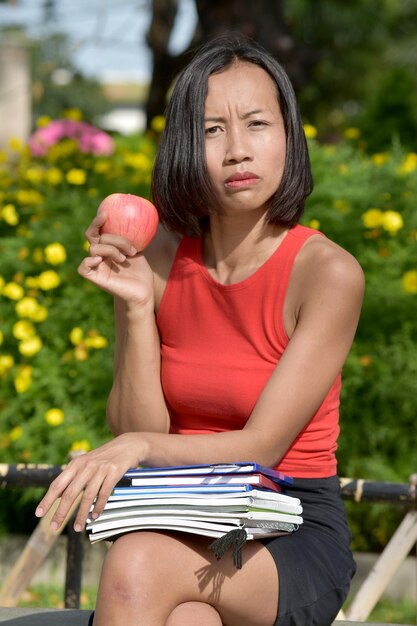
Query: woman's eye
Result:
<box><xmin>250</xmin><ymin>120</ymin><xmax>267</xmax><ymax>128</ymax></box>
<box><xmin>205</xmin><ymin>126</ymin><xmax>221</xmax><ymax>135</ymax></box>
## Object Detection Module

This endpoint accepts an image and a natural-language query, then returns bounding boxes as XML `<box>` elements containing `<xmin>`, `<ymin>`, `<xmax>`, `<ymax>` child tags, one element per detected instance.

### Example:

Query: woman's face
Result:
<box><xmin>204</xmin><ymin>61</ymin><xmax>286</xmax><ymax>217</ymax></box>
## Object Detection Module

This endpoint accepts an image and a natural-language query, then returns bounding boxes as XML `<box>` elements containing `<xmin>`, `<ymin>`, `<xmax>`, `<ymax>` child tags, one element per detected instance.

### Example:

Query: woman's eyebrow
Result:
<box><xmin>204</xmin><ymin>109</ymin><xmax>265</xmax><ymax>123</ymax></box>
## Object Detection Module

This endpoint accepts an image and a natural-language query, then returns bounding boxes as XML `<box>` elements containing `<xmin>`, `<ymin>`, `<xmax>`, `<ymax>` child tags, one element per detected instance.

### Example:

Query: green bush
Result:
<box><xmin>1</xmin><ymin>117</ymin><xmax>416</xmax><ymax>547</ymax></box>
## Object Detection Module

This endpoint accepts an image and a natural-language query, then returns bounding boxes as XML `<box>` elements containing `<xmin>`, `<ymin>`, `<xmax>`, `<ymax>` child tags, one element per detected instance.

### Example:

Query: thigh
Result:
<box><xmin>97</xmin><ymin>530</ymin><xmax>279</xmax><ymax>626</ymax></box>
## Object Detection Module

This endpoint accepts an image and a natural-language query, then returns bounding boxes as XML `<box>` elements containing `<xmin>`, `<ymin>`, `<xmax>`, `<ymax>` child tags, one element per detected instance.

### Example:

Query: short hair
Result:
<box><xmin>151</xmin><ymin>34</ymin><xmax>313</xmax><ymax>237</ymax></box>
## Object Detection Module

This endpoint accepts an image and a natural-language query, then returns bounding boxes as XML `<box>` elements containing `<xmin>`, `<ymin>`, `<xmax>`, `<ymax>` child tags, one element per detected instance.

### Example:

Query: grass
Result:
<box><xmin>16</xmin><ymin>585</ymin><xmax>417</xmax><ymax>623</ymax></box>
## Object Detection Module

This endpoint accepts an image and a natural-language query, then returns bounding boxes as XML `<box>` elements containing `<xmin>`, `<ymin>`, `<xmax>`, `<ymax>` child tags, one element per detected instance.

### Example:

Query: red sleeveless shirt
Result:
<box><xmin>156</xmin><ymin>224</ymin><xmax>341</xmax><ymax>478</ymax></box>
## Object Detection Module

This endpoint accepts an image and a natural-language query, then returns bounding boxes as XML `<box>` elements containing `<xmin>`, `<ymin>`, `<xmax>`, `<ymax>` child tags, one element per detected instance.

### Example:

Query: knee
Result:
<box><xmin>166</xmin><ymin>602</ymin><xmax>223</xmax><ymax>626</ymax></box>
<box><xmin>100</xmin><ymin>532</ymin><xmax>163</xmax><ymax>602</ymax></box>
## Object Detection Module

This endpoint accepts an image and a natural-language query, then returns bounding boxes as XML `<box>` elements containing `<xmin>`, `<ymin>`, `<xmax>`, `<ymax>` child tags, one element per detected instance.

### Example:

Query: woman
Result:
<box><xmin>36</xmin><ymin>35</ymin><xmax>364</xmax><ymax>626</ymax></box>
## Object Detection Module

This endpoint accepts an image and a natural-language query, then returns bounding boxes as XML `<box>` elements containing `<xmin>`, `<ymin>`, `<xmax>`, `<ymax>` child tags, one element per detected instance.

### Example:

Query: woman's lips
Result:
<box><xmin>225</xmin><ymin>171</ymin><xmax>260</xmax><ymax>189</ymax></box>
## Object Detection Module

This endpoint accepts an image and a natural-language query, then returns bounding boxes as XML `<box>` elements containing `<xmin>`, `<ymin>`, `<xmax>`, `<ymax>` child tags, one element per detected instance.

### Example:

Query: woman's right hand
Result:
<box><xmin>78</xmin><ymin>211</ymin><xmax>155</xmax><ymax>309</ymax></box>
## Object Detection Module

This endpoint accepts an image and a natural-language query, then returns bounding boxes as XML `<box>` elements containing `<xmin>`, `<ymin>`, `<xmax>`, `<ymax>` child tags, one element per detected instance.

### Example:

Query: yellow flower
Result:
<box><xmin>36</xmin><ymin>115</ymin><xmax>52</xmax><ymax>128</ymax></box>
<box><xmin>94</xmin><ymin>161</ymin><xmax>111</xmax><ymax>174</ymax></box>
<box><xmin>10</xmin><ymin>426</ymin><xmax>23</xmax><ymax>442</ymax></box>
<box><xmin>344</xmin><ymin>127</ymin><xmax>361</xmax><ymax>140</ymax></box>
<box><xmin>0</xmin><ymin>276</ymin><xmax>4</xmax><ymax>294</ymax></box>
<box><xmin>19</xmin><ymin>335</ymin><xmax>43</xmax><ymax>357</ymax></box>
<box><xmin>37</xmin><ymin>270</ymin><xmax>61</xmax><ymax>290</ymax></box>
<box><xmin>70</xmin><ymin>439</ymin><xmax>91</xmax><ymax>453</ymax></box>
<box><xmin>25</xmin><ymin>277</ymin><xmax>40</xmax><ymax>289</ymax></box>
<box><xmin>382</xmin><ymin>210</ymin><xmax>403</xmax><ymax>234</ymax></box>
<box><xmin>14</xmin><ymin>365</ymin><xmax>32</xmax><ymax>393</ymax></box>
<box><xmin>362</xmin><ymin>208</ymin><xmax>384</xmax><ymax>229</ymax></box>
<box><xmin>85</xmin><ymin>335</ymin><xmax>108</xmax><ymax>349</ymax></box>
<box><xmin>70</xmin><ymin>327</ymin><xmax>84</xmax><ymax>345</ymax></box>
<box><xmin>44</xmin><ymin>408</ymin><xmax>65</xmax><ymax>427</ymax></box>
<box><xmin>1</xmin><ymin>204</ymin><xmax>19</xmax><ymax>225</ymax></box>
<box><xmin>151</xmin><ymin>115</ymin><xmax>166</xmax><ymax>133</ymax></box>
<box><xmin>87</xmin><ymin>188</ymin><xmax>98</xmax><ymax>198</ymax></box>
<box><xmin>0</xmin><ymin>355</ymin><xmax>14</xmax><ymax>375</ymax></box>
<box><xmin>123</xmin><ymin>153</ymin><xmax>152</xmax><ymax>171</ymax></box>
<box><xmin>303</xmin><ymin>124</ymin><xmax>317</xmax><ymax>139</ymax></box>
<box><xmin>44</xmin><ymin>242</ymin><xmax>67</xmax><ymax>265</ymax></box>
<box><xmin>13</xmin><ymin>320</ymin><xmax>36</xmax><ymax>340</ymax></box>
<box><xmin>66</xmin><ymin>168</ymin><xmax>86</xmax><ymax>185</ymax></box>
<box><xmin>45</xmin><ymin>167</ymin><xmax>63</xmax><ymax>186</ymax></box>
<box><xmin>74</xmin><ymin>345</ymin><xmax>89</xmax><ymax>361</ymax></box>
<box><xmin>31</xmin><ymin>305</ymin><xmax>48</xmax><ymax>322</ymax></box>
<box><xmin>63</xmin><ymin>108</ymin><xmax>82</xmax><ymax>121</ymax></box>
<box><xmin>25</xmin><ymin>167</ymin><xmax>44</xmax><ymax>185</ymax></box>
<box><xmin>8</xmin><ymin>137</ymin><xmax>23</xmax><ymax>152</ymax></box>
<box><xmin>398</xmin><ymin>152</ymin><xmax>417</xmax><ymax>175</ymax></box>
<box><xmin>15</xmin><ymin>189</ymin><xmax>43</xmax><ymax>205</ymax></box>
<box><xmin>15</xmin><ymin>296</ymin><xmax>40</xmax><ymax>319</ymax></box>
<box><xmin>402</xmin><ymin>270</ymin><xmax>417</xmax><ymax>294</ymax></box>
<box><xmin>371</xmin><ymin>153</ymin><xmax>389</xmax><ymax>166</ymax></box>
<box><xmin>2</xmin><ymin>282</ymin><xmax>25</xmax><ymax>300</ymax></box>
<box><xmin>306</xmin><ymin>219</ymin><xmax>320</xmax><ymax>230</ymax></box>
<box><xmin>338</xmin><ymin>164</ymin><xmax>349</xmax><ymax>175</ymax></box>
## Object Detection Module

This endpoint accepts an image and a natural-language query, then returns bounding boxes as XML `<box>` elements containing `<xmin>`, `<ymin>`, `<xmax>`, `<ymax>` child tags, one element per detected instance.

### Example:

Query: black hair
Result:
<box><xmin>151</xmin><ymin>33</ymin><xmax>313</xmax><ymax>237</ymax></box>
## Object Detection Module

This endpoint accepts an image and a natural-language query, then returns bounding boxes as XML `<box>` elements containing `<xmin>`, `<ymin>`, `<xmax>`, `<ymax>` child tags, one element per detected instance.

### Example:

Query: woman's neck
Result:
<box><xmin>202</xmin><ymin>212</ymin><xmax>289</xmax><ymax>285</ymax></box>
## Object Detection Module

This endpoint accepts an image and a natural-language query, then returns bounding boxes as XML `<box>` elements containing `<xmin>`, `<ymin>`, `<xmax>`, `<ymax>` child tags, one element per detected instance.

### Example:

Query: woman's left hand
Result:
<box><xmin>35</xmin><ymin>433</ymin><xmax>144</xmax><ymax>532</ymax></box>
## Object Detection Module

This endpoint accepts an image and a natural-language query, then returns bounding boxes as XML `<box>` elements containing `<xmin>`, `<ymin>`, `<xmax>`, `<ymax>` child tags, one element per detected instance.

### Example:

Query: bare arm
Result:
<box><xmin>79</xmin><ymin>215</ymin><xmax>176</xmax><ymax>434</ymax></box>
<box><xmin>38</xmin><ymin>238</ymin><xmax>364</xmax><ymax>530</ymax></box>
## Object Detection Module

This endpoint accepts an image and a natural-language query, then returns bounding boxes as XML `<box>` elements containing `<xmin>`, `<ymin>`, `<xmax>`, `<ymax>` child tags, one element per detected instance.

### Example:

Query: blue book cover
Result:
<box><xmin>124</xmin><ymin>463</ymin><xmax>293</xmax><ymax>486</ymax></box>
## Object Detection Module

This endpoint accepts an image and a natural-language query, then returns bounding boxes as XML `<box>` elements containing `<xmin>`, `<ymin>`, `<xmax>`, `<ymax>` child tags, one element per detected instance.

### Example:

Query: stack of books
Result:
<box><xmin>87</xmin><ymin>463</ymin><xmax>303</xmax><ymax>548</ymax></box>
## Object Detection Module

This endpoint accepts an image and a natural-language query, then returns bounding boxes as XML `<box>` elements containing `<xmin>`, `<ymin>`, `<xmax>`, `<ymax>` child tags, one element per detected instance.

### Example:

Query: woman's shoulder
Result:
<box><xmin>293</xmin><ymin>230</ymin><xmax>365</xmax><ymax>301</ymax></box>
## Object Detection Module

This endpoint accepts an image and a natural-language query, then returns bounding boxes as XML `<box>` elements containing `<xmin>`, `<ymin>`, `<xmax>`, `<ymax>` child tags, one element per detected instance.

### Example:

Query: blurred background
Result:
<box><xmin>1</xmin><ymin>0</ymin><xmax>417</xmax><ymax>147</ymax></box>
<box><xmin>0</xmin><ymin>1</ymin><xmax>417</xmax><ymax>620</ymax></box>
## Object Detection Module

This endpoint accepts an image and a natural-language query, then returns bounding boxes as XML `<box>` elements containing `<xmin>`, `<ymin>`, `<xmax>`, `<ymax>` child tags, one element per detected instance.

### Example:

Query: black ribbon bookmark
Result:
<box><xmin>208</xmin><ymin>528</ymin><xmax>248</xmax><ymax>569</ymax></box>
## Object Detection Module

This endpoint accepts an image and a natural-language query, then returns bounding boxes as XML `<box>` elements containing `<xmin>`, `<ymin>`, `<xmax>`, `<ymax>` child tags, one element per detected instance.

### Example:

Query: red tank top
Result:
<box><xmin>157</xmin><ymin>224</ymin><xmax>341</xmax><ymax>478</ymax></box>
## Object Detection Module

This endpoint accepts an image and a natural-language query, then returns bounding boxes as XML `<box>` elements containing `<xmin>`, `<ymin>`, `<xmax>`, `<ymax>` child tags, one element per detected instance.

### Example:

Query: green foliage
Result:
<box><xmin>303</xmin><ymin>137</ymin><xmax>417</xmax><ymax>551</ymax></box>
<box><xmin>1</xmin><ymin>118</ymin><xmax>417</xmax><ymax>549</ymax></box>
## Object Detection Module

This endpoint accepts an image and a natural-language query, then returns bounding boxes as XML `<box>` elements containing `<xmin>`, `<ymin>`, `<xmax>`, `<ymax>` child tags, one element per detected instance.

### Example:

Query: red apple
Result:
<box><xmin>98</xmin><ymin>193</ymin><xmax>159</xmax><ymax>251</ymax></box>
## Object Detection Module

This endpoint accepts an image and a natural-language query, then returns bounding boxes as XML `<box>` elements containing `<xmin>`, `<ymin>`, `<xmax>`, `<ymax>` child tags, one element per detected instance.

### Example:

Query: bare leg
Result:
<box><xmin>92</xmin><ymin>531</ymin><xmax>279</xmax><ymax>626</ymax></box>
<box><xmin>166</xmin><ymin>601</ymin><xmax>223</xmax><ymax>625</ymax></box>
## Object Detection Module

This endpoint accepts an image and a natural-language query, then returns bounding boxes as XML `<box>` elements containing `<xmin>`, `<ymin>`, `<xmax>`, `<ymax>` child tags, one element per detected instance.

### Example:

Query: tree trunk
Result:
<box><xmin>145</xmin><ymin>0</ymin><xmax>317</xmax><ymax>127</ymax></box>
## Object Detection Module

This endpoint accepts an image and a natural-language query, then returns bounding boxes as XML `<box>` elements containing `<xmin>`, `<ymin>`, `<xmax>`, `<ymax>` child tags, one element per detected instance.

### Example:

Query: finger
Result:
<box><xmin>98</xmin><ymin>234</ymin><xmax>137</xmax><ymax>256</ymax></box>
<box><xmin>35</xmin><ymin>466</ymin><xmax>76</xmax><ymax>519</ymax></box>
<box><xmin>77</xmin><ymin>256</ymin><xmax>104</xmax><ymax>278</ymax></box>
<box><xmin>72</xmin><ymin>476</ymin><xmax>106</xmax><ymax>531</ymax></box>
<box><xmin>88</xmin><ymin>242</ymin><xmax>127</xmax><ymax>264</ymax></box>
<box><xmin>85</xmin><ymin>212</ymin><xmax>107</xmax><ymax>243</ymax></box>
<box><xmin>90</xmin><ymin>470</ymin><xmax>123</xmax><ymax>519</ymax></box>
<box><xmin>48</xmin><ymin>469</ymin><xmax>92</xmax><ymax>530</ymax></box>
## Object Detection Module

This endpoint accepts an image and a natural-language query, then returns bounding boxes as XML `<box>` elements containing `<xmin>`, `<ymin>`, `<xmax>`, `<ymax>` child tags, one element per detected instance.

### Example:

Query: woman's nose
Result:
<box><xmin>224</xmin><ymin>128</ymin><xmax>252</xmax><ymax>163</ymax></box>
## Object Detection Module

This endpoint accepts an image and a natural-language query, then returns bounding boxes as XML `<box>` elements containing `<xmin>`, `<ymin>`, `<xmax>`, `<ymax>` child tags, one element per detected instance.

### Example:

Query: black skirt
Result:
<box><xmin>261</xmin><ymin>475</ymin><xmax>356</xmax><ymax>626</ymax></box>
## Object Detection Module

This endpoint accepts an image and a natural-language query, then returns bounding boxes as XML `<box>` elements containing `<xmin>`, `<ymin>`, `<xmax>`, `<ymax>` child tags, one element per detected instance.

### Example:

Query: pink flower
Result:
<box><xmin>28</xmin><ymin>119</ymin><xmax>115</xmax><ymax>157</ymax></box>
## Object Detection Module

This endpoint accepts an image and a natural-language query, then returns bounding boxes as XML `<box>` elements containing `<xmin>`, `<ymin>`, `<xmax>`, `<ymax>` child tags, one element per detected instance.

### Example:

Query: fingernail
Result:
<box><xmin>51</xmin><ymin>521</ymin><xmax>59</xmax><ymax>531</ymax></box>
<box><xmin>119</xmin><ymin>254</ymin><xmax>126</xmax><ymax>262</ymax></box>
<box><xmin>74</xmin><ymin>523</ymin><xmax>83</xmax><ymax>532</ymax></box>
<box><xmin>129</xmin><ymin>246</ymin><xmax>137</xmax><ymax>256</ymax></box>
<box><xmin>91</xmin><ymin>511</ymin><xmax>99</xmax><ymax>520</ymax></box>
<box><xmin>35</xmin><ymin>506</ymin><xmax>43</xmax><ymax>517</ymax></box>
